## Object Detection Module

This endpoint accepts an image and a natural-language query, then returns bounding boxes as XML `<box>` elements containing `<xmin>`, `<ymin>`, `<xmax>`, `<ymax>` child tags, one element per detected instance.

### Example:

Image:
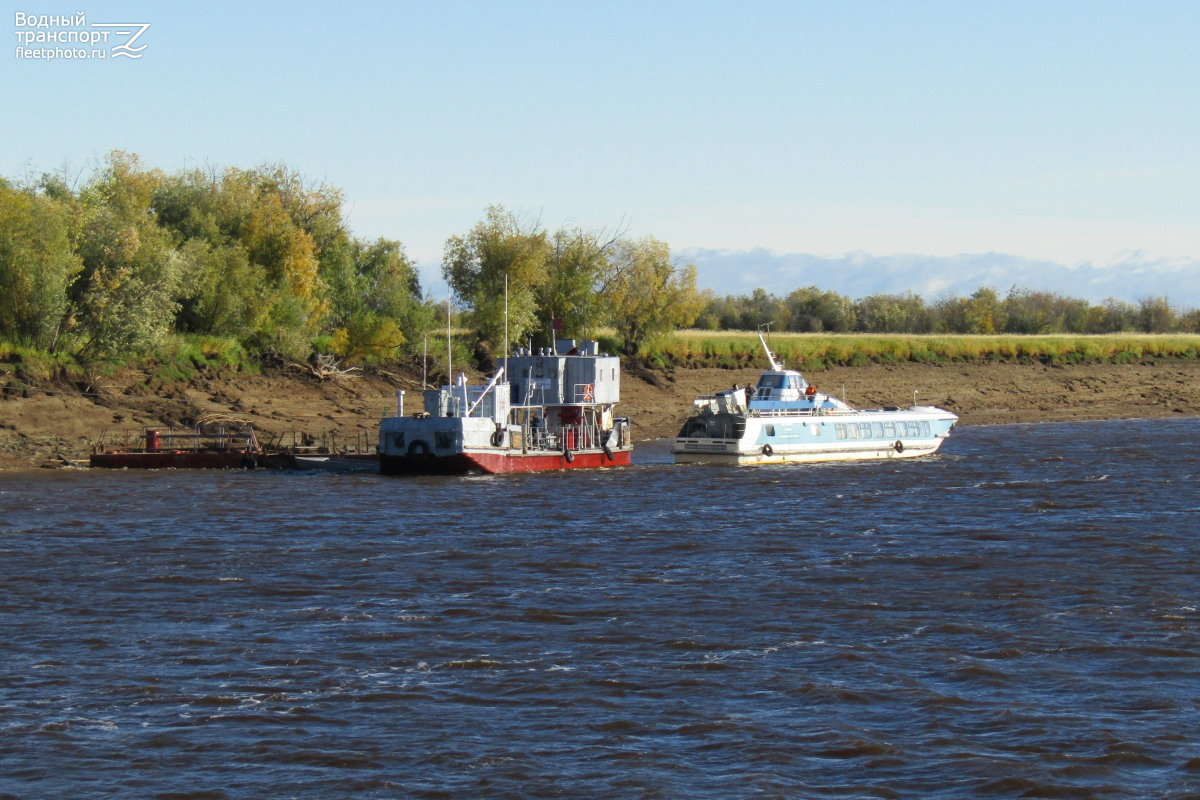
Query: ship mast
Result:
<box><xmin>757</xmin><ymin>324</ymin><xmax>783</xmax><ymax>370</ymax></box>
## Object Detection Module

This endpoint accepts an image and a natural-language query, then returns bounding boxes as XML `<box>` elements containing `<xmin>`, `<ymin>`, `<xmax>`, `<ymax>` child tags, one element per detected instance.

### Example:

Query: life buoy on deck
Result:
<box><xmin>893</xmin><ymin>440</ymin><xmax>905</xmax><ymax>453</ymax></box>
<box><xmin>761</xmin><ymin>444</ymin><xmax>774</xmax><ymax>456</ymax></box>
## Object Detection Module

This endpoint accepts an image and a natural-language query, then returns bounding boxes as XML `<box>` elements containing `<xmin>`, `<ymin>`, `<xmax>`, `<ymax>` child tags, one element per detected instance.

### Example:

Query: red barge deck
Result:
<box><xmin>90</xmin><ymin>424</ymin><xmax>267</xmax><ymax>469</ymax></box>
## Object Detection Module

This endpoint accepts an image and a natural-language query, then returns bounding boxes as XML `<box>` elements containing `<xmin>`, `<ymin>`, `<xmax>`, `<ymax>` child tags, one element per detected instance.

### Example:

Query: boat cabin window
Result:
<box><xmin>756</xmin><ymin>374</ymin><xmax>804</xmax><ymax>391</ymax></box>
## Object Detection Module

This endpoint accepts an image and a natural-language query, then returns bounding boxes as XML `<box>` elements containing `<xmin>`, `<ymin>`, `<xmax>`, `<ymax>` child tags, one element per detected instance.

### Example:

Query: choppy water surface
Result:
<box><xmin>2</xmin><ymin>418</ymin><xmax>1199</xmax><ymax>799</ymax></box>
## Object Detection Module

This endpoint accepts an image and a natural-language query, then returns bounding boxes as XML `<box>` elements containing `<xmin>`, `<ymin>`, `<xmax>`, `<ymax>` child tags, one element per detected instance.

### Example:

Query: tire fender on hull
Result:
<box><xmin>407</xmin><ymin>439</ymin><xmax>433</xmax><ymax>462</ymax></box>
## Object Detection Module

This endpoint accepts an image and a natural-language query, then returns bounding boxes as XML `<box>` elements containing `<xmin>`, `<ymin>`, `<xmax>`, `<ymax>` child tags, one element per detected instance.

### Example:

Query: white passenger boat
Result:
<box><xmin>673</xmin><ymin>333</ymin><xmax>957</xmax><ymax>465</ymax></box>
<box><xmin>378</xmin><ymin>339</ymin><xmax>632</xmax><ymax>475</ymax></box>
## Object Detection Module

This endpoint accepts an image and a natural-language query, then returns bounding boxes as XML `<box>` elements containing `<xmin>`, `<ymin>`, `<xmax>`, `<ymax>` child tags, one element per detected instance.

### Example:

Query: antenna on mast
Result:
<box><xmin>504</xmin><ymin>273</ymin><xmax>509</xmax><ymax>378</ymax></box>
<box><xmin>757</xmin><ymin>323</ymin><xmax>782</xmax><ymax>370</ymax></box>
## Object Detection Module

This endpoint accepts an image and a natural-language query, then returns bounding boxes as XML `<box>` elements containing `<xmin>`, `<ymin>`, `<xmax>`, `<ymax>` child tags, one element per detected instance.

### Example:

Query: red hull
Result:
<box><xmin>380</xmin><ymin>448</ymin><xmax>632</xmax><ymax>476</ymax></box>
<box><xmin>90</xmin><ymin>451</ymin><xmax>260</xmax><ymax>469</ymax></box>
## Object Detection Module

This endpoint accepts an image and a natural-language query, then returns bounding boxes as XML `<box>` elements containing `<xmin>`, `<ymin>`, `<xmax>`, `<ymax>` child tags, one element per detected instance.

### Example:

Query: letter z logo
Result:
<box><xmin>91</xmin><ymin>22</ymin><xmax>150</xmax><ymax>58</ymax></box>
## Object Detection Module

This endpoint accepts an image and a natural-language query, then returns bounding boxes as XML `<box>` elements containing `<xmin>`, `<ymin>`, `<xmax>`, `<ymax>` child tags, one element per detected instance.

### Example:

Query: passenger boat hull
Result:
<box><xmin>673</xmin><ymin>436</ymin><xmax>948</xmax><ymax>465</ymax></box>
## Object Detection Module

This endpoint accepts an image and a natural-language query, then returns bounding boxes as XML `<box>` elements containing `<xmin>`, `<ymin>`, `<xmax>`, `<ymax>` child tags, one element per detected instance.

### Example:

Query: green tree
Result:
<box><xmin>534</xmin><ymin>226</ymin><xmax>620</xmax><ymax>341</ymax></box>
<box><xmin>735</xmin><ymin>289</ymin><xmax>788</xmax><ymax>331</ymax></box>
<box><xmin>1136</xmin><ymin>296</ymin><xmax>1175</xmax><ymax>333</ymax></box>
<box><xmin>605</xmin><ymin>236</ymin><xmax>702</xmax><ymax>354</ymax></box>
<box><xmin>784</xmin><ymin>286</ymin><xmax>854</xmax><ymax>332</ymax></box>
<box><xmin>0</xmin><ymin>183</ymin><xmax>82</xmax><ymax>349</ymax></box>
<box><xmin>70</xmin><ymin>151</ymin><xmax>180</xmax><ymax>359</ymax></box>
<box><xmin>327</xmin><ymin>237</ymin><xmax>435</xmax><ymax>362</ymax></box>
<box><xmin>154</xmin><ymin>164</ymin><xmax>344</xmax><ymax>358</ymax></box>
<box><xmin>174</xmin><ymin>238</ymin><xmax>265</xmax><ymax>338</ymax></box>
<box><xmin>854</xmin><ymin>292</ymin><xmax>931</xmax><ymax>333</ymax></box>
<box><xmin>442</xmin><ymin>206</ymin><xmax>549</xmax><ymax>354</ymax></box>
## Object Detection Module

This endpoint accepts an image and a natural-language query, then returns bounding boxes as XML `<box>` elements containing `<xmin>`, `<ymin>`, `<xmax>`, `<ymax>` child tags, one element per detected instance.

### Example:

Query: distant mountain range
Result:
<box><xmin>683</xmin><ymin>249</ymin><xmax>1200</xmax><ymax>309</ymax></box>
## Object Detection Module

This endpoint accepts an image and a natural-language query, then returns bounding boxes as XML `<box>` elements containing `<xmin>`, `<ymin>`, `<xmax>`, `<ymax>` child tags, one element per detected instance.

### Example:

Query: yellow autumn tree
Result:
<box><xmin>605</xmin><ymin>236</ymin><xmax>702</xmax><ymax>354</ymax></box>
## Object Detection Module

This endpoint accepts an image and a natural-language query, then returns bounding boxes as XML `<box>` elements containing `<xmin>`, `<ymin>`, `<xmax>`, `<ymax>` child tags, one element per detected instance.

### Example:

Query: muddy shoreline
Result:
<box><xmin>2</xmin><ymin>359</ymin><xmax>1198</xmax><ymax>470</ymax></box>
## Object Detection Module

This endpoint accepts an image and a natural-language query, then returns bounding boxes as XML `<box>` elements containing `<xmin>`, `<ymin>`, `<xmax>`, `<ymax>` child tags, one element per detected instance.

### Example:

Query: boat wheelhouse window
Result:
<box><xmin>679</xmin><ymin>413</ymin><xmax>745</xmax><ymax>440</ymax></box>
<box><xmin>757</xmin><ymin>374</ymin><xmax>784</xmax><ymax>389</ymax></box>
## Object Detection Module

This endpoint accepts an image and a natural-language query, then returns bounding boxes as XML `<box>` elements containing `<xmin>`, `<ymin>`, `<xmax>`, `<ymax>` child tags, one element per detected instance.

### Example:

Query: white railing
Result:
<box><xmin>750</xmin><ymin>407</ymin><xmax>848</xmax><ymax>418</ymax></box>
<box><xmin>526</xmin><ymin>423</ymin><xmax>604</xmax><ymax>452</ymax></box>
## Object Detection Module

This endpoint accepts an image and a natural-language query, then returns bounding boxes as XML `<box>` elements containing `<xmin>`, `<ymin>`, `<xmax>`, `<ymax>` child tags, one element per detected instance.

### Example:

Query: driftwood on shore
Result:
<box><xmin>293</xmin><ymin>354</ymin><xmax>361</xmax><ymax>381</ymax></box>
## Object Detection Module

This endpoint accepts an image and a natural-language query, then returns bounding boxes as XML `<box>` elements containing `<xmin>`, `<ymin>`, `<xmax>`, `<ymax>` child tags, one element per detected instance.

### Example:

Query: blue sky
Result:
<box><xmin>5</xmin><ymin>1</ymin><xmax>1199</xmax><ymax>303</ymax></box>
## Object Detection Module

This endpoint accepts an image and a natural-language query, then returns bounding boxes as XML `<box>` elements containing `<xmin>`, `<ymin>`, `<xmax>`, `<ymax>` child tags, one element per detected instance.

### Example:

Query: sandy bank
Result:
<box><xmin>2</xmin><ymin>359</ymin><xmax>1198</xmax><ymax>469</ymax></box>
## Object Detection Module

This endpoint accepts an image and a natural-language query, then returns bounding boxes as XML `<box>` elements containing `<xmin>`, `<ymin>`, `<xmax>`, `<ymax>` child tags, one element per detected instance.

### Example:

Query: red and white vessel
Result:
<box><xmin>378</xmin><ymin>339</ymin><xmax>632</xmax><ymax>475</ymax></box>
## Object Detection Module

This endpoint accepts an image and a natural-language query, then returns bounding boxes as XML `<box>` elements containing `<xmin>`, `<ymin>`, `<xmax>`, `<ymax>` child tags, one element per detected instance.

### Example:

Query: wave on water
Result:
<box><xmin>1</xmin><ymin>418</ymin><xmax>1199</xmax><ymax>798</ymax></box>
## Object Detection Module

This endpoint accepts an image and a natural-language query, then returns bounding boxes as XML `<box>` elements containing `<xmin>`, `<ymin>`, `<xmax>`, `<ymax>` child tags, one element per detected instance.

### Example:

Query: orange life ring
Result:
<box><xmin>805</xmin><ymin>385</ymin><xmax>817</xmax><ymax>396</ymax></box>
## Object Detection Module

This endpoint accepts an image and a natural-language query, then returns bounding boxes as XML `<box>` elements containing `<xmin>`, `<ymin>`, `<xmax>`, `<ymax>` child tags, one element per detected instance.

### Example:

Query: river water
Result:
<box><xmin>1</xmin><ymin>418</ymin><xmax>1198</xmax><ymax>799</ymax></box>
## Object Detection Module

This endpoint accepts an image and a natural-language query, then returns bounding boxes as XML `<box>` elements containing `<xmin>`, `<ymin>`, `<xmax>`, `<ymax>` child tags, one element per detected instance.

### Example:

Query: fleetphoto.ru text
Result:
<box><xmin>14</xmin><ymin>11</ymin><xmax>149</xmax><ymax>60</ymax></box>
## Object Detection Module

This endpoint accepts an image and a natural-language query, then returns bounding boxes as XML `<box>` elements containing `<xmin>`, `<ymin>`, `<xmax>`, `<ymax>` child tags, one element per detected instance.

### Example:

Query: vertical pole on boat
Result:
<box><xmin>423</xmin><ymin>333</ymin><xmax>428</xmax><ymax>390</ymax></box>
<box><xmin>504</xmin><ymin>273</ymin><xmax>509</xmax><ymax>378</ymax></box>
<box><xmin>446</xmin><ymin>297</ymin><xmax>452</xmax><ymax>387</ymax></box>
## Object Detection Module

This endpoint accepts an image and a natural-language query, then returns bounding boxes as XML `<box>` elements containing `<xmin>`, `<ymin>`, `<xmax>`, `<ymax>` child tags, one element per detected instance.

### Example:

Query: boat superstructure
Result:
<box><xmin>379</xmin><ymin>339</ymin><xmax>632</xmax><ymax>475</ymax></box>
<box><xmin>673</xmin><ymin>332</ymin><xmax>957</xmax><ymax>465</ymax></box>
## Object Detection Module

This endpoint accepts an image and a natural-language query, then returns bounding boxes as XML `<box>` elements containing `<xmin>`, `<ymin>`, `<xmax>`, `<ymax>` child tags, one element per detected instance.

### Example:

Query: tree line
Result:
<box><xmin>696</xmin><ymin>286</ymin><xmax>1200</xmax><ymax>335</ymax></box>
<box><xmin>0</xmin><ymin>152</ymin><xmax>702</xmax><ymax>367</ymax></box>
<box><xmin>2</xmin><ymin>152</ymin><xmax>1198</xmax><ymax>377</ymax></box>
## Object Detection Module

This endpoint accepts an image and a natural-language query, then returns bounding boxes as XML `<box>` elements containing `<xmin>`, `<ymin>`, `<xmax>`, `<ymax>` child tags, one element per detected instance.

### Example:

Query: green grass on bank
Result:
<box><xmin>6</xmin><ymin>331</ymin><xmax>1200</xmax><ymax>389</ymax></box>
<box><xmin>0</xmin><ymin>334</ymin><xmax>257</xmax><ymax>387</ymax></box>
<box><xmin>638</xmin><ymin>331</ymin><xmax>1200</xmax><ymax>371</ymax></box>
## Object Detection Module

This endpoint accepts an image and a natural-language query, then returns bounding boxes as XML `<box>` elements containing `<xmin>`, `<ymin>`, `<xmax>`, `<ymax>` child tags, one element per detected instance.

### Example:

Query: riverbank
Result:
<box><xmin>2</xmin><ymin>359</ymin><xmax>1198</xmax><ymax>469</ymax></box>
